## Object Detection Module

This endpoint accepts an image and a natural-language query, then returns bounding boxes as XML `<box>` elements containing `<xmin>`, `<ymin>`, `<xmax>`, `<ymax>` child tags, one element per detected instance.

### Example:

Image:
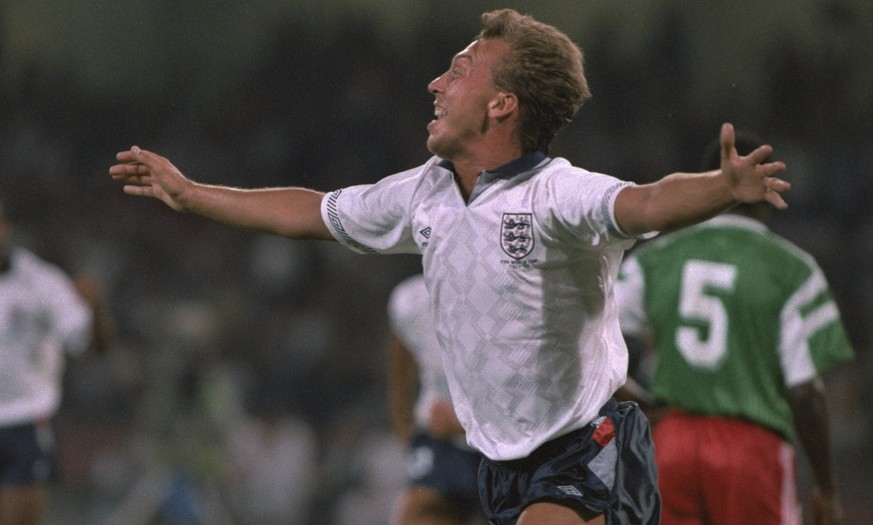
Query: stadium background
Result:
<box><xmin>1</xmin><ymin>1</ymin><xmax>871</xmax><ymax>523</ymax></box>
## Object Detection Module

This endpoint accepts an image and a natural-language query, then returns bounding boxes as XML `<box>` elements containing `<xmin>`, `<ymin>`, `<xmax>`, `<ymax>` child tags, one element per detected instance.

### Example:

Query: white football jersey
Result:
<box><xmin>322</xmin><ymin>152</ymin><xmax>644</xmax><ymax>460</ymax></box>
<box><xmin>0</xmin><ymin>248</ymin><xmax>92</xmax><ymax>425</ymax></box>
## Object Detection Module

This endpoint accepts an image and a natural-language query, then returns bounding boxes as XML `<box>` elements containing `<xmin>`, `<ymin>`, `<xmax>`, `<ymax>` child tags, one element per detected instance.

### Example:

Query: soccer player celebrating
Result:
<box><xmin>110</xmin><ymin>9</ymin><xmax>789</xmax><ymax>524</ymax></box>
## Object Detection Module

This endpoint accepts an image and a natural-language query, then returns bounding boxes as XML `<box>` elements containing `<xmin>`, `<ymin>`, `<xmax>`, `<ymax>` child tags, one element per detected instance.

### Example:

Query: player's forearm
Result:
<box><xmin>180</xmin><ymin>183</ymin><xmax>333</xmax><ymax>240</ymax></box>
<box><xmin>387</xmin><ymin>337</ymin><xmax>418</xmax><ymax>441</ymax></box>
<box><xmin>387</xmin><ymin>369</ymin><xmax>416</xmax><ymax>440</ymax></box>
<box><xmin>616</xmin><ymin>170</ymin><xmax>736</xmax><ymax>235</ymax></box>
<box><xmin>789</xmin><ymin>379</ymin><xmax>838</xmax><ymax>495</ymax></box>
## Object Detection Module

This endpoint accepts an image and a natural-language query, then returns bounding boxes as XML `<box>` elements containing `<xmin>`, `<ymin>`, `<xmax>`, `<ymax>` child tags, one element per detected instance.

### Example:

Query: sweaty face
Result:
<box><xmin>426</xmin><ymin>38</ymin><xmax>507</xmax><ymax>160</ymax></box>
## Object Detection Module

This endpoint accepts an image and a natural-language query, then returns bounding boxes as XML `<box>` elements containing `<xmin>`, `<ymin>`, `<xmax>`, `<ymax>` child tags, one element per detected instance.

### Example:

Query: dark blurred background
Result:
<box><xmin>1</xmin><ymin>1</ymin><xmax>871</xmax><ymax>524</ymax></box>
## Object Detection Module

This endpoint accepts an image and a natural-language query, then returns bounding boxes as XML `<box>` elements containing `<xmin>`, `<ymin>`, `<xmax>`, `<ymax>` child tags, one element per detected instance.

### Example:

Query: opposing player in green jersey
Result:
<box><xmin>615</xmin><ymin>133</ymin><xmax>854</xmax><ymax>525</ymax></box>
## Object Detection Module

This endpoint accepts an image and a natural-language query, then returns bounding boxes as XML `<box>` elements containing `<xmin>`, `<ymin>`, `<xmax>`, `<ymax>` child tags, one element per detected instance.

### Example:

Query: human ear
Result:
<box><xmin>489</xmin><ymin>92</ymin><xmax>518</xmax><ymax>118</ymax></box>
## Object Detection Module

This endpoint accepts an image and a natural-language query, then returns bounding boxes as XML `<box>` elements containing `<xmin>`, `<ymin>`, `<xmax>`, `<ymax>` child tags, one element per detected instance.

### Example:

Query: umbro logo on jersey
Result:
<box><xmin>419</xmin><ymin>226</ymin><xmax>431</xmax><ymax>248</ymax></box>
<box><xmin>557</xmin><ymin>485</ymin><xmax>583</xmax><ymax>497</ymax></box>
<box><xmin>501</xmin><ymin>213</ymin><xmax>533</xmax><ymax>260</ymax></box>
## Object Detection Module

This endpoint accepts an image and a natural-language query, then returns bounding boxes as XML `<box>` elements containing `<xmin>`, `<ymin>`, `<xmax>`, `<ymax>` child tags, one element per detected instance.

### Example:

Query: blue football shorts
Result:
<box><xmin>406</xmin><ymin>429</ymin><xmax>483</xmax><ymax>512</ymax></box>
<box><xmin>478</xmin><ymin>399</ymin><xmax>661</xmax><ymax>525</ymax></box>
<box><xmin>0</xmin><ymin>419</ymin><xmax>58</xmax><ymax>486</ymax></box>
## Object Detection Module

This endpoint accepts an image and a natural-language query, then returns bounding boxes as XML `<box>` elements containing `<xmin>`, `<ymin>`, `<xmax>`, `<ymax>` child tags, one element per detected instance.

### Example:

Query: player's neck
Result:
<box><xmin>450</xmin><ymin>143</ymin><xmax>523</xmax><ymax>201</ymax></box>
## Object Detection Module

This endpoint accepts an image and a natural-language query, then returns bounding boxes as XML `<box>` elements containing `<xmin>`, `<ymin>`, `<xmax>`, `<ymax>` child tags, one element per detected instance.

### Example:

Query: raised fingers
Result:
<box><xmin>719</xmin><ymin>122</ymin><xmax>736</xmax><ymax>163</ymax></box>
<box><xmin>122</xmin><ymin>183</ymin><xmax>157</xmax><ymax>197</ymax></box>
<box><xmin>764</xmin><ymin>174</ymin><xmax>790</xmax><ymax>192</ymax></box>
<box><xmin>115</xmin><ymin>149</ymin><xmax>138</xmax><ymax>163</ymax></box>
<box><xmin>108</xmin><ymin>162</ymin><xmax>149</xmax><ymax>179</ymax></box>
<box><xmin>762</xmin><ymin>173</ymin><xmax>791</xmax><ymax>209</ymax></box>
<box><xmin>745</xmin><ymin>144</ymin><xmax>775</xmax><ymax>165</ymax></box>
<box><xmin>761</xmin><ymin>160</ymin><xmax>787</xmax><ymax>177</ymax></box>
<box><xmin>763</xmin><ymin>186</ymin><xmax>789</xmax><ymax>209</ymax></box>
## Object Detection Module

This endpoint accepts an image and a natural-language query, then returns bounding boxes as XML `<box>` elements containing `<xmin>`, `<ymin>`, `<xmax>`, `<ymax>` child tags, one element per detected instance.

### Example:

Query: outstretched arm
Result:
<box><xmin>109</xmin><ymin>146</ymin><xmax>334</xmax><ymax>240</ymax></box>
<box><xmin>615</xmin><ymin>123</ymin><xmax>789</xmax><ymax>236</ymax></box>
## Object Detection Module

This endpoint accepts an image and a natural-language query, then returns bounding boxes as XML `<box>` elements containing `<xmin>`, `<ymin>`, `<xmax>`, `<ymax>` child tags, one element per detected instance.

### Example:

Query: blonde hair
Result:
<box><xmin>478</xmin><ymin>9</ymin><xmax>591</xmax><ymax>153</ymax></box>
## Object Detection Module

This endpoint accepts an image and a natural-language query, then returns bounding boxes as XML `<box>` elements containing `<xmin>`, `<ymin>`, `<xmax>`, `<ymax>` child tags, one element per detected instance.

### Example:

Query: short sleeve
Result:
<box><xmin>779</xmin><ymin>264</ymin><xmax>855</xmax><ymax>386</ymax></box>
<box><xmin>538</xmin><ymin>165</ymin><xmax>655</xmax><ymax>246</ymax></box>
<box><xmin>321</xmin><ymin>166</ymin><xmax>426</xmax><ymax>255</ymax></box>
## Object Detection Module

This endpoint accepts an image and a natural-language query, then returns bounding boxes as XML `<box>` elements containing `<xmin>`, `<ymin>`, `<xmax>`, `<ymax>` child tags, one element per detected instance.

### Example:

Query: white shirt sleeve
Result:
<box><xmin>321</xmin><ymin>165</ymin><xmax>430</xmax><ymax>255</ymax></box>
<box><xmin>537</xmin><ymin>165</ymin><xmax>656</xmax><ymax>246</ymax></box>
<box><xmin>779</xmin><ymin>267</ymin><xmax>833</xmax><ymax>386</ymax></box>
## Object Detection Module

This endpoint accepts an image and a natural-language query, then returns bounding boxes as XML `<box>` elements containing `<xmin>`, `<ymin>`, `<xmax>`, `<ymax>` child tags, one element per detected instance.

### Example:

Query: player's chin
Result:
<box><xmin>426</xmin><ymin>131</ymin><xmax>456</xmax><ymax>159</ymax></box>
<box><xmin>425</xmin><ymin>134</ymin><xmax>442</xmax><ymax>156</ymax></box>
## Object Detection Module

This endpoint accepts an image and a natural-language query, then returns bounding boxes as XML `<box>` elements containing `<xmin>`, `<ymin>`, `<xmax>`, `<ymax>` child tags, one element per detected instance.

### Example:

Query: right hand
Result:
<box><xmin>109</xmin><ymin>146</ymin><xmax>192</xmax><ymax>211</ymax></box>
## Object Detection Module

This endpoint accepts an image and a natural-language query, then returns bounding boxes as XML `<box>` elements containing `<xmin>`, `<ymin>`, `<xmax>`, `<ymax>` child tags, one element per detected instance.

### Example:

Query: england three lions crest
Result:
<box><xmin>501</xmin><ymin>213</ymin><xmax>534</xmax><ymax>260</ymax></box>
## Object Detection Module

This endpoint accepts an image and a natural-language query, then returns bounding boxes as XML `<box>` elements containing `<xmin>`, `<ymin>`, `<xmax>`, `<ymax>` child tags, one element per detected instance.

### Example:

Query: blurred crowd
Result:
<box><xmin>1</xmin><ymin>5</ymin><xmax>871</xmax><ymax>524</ymax></box>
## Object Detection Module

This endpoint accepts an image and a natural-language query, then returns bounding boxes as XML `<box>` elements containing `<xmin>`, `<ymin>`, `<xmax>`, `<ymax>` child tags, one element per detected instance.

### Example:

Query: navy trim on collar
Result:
<box><xmin>487</xmin><ymin>150</ymin><xmax>548</xmax><ymax>178</ymax></box>
<box><xmin>436</xmin><ymin>158</ymin><xmax>454</xmax><ymax>171</ymax></box>
<box><xmin>435</xmin><ymin>150</ymin><xmax>549</xmax><ymax>178</ymax></box>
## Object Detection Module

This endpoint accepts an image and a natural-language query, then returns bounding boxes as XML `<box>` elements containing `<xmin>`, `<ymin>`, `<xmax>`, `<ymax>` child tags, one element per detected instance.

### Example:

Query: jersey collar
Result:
<box><xmin>706</xmin><ymin>213</ymin><xmax>769</xmax><ymax>234</ymax></box>
<box><xmin>436</xmin><ymin>150</ymin><xmax>549</xmax><ymax>179</ymax></box>
<box><xmin>484</xmin><ymin>150</ymin><xmax>549</xmax><ymax>178</ymax></box>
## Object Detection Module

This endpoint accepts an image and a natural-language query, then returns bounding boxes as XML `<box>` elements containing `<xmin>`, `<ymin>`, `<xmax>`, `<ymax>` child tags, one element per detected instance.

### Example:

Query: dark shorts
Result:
<box><xmin>406</xmin><ymin>430</ymin><xmax>483</xmax><ymax>511</ymax></box>
<box><xmin>478</xmin><ymin>399</ymin><xmax>660</xmax><ymax>525</ymax></box>
<box><xmin>0</xmin><ymin>419</ymin><xmax>58</xmax><ymax>486</ymax></box>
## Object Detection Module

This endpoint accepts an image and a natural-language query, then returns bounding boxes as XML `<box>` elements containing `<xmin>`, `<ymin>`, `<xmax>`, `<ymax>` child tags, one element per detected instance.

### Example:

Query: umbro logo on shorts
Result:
<box><xmin>557</xmin><ymin>485</ymin><xmax>583</xmax><ymax>497</ymax></box>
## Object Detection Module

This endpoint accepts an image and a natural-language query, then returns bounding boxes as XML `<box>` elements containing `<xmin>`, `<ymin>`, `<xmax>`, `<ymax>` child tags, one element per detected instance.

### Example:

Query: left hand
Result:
<box><xmin>719</xmin><ymin>123</ymin><xmax>790</xmax><ymax>209</ymax></box>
